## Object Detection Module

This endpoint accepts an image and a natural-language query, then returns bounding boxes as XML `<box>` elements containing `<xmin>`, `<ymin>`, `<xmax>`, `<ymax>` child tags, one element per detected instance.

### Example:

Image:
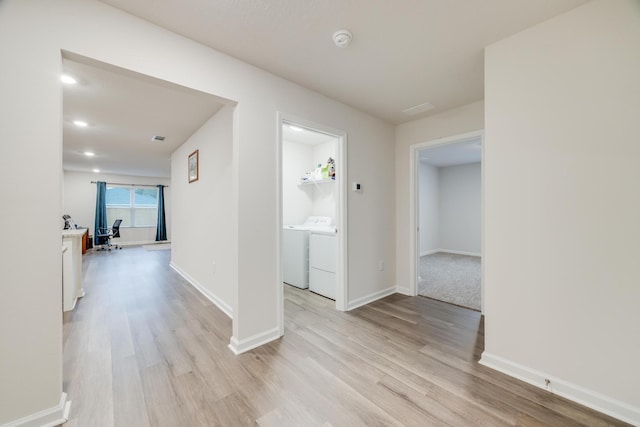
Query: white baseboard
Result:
<box><xmin>480</xmin><ymin>353</ymin><xmax>640</xmax><ymax>426</ymax></box>
<box><xmin>347</xmin><ymin>286</ymin><xmax>396</xmax><ymax>311</ymax></box>
<box><xmin>169</xmin><ymin>262</ymin><xmax>233</xmax><ymax>318</ymax></box>
<box><xmin>119</xmin><ymin>240</ymin><xmax>170</xmax><ymax>247</ymax></box>
<box><xmin>91</xmin><ymin>239</ymin><xmax>171</xmax><ymax>248</ymax></box>
<box><xmin>228</xmin><ymin>327</ymin><xmax>282</xmax><ymax>355</ymax></box>
<box><xmin>420</xmin><ymin>249</ymin><xmax>440</xmax><ymax>256</ymax></box>
<box><xmin>2</xmin><ymin>392</ymin><xmax>71</xmax><ymax>427</ymax></box>
<box><xmin>395</xmin><ymin>286</ymin><xmax>413</xmax><ymax>296</ymax></box>
<box><xmin>427</xmin><ymin>249</ymin><xmax>481</xmax><ymax>257</ymax></box>
<box><xmin>139</xmin><ymin>240</ymin><xmax>171</xmax><ymax>245</ymax></box>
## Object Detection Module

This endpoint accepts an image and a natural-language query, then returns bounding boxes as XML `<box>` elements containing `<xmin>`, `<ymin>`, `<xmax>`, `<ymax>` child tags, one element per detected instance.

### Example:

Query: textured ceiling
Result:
<box><xmin>99</xmin><ymin>0</ymin><xmax>589</xmax><ymax>124</ymax></box>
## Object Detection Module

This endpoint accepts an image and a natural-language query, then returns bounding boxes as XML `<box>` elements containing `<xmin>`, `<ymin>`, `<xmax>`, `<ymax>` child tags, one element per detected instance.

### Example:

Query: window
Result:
<box><xmin>106</xmin><ymin>186</ymin><xmax>158</xmax><ymax>227</ymax></box>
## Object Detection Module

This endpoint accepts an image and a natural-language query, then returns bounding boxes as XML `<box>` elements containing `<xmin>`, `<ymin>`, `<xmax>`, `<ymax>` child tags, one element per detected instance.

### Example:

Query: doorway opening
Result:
<box><xmin>61</xmin><ymin>51</ymin><xmax>237</xmax><ymax>328</ymax></box>
<box><xmin>277</xmin><ymin>114</ymin><xmax>348</xmax><ymax>334</ymax></box>
<box><xmin>410</xmin><ymin>131</ymin><xmax>484</xmax><ymax>312</ymax></box>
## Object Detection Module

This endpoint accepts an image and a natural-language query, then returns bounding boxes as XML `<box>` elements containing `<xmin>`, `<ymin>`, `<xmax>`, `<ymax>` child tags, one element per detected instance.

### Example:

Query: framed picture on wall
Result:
<box><xmin>188</xmin><ymin>149</ymin><xmax>199</xmax><ymax>183</ymax></box>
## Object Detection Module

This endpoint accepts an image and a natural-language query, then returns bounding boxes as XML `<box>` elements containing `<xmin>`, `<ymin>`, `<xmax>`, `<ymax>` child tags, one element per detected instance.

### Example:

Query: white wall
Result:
<box><xmin>419</xmin><ymin>161</ymin><xmax>439</xmax><ymax>254</ymax></box>
<box><xmin>483</xmin><ymin>0</ymin><xmax>640</xmax><ymax>423</ymax></box>
<box><xmin>171</xmin><ymin>106</ymin><xmax>236</xmax><ymax>316</ymax></box>
<box><xmin>396</xmin><ymin>101</ymin><xmax>484</xmax><ymax>293</ymax></box>
<box><xmin>0</xmin><ymin>3</ymin><xmax>63</xmax><ymax>422</ymax></box>
<box><xmin>310</xmin><ymin>140</ymin><xmax>337</xmax><ymax>221</ymax></box>
<box><xmin>282</xmin><ymin>140</ymin><xmax>313</xmax><ymax>225</ymax></box>
<box><xmin>438</xmin><ymin>163</ymin><xmax>481</xmax><ymax>255</ymax></box>
<box><xmin>283</xmin><ymin>139</ymin><xmax>337</xmax><ymax>225</ymax></box>
<box><xmin>0</xmin><ymin>1</ymin><xmax>395</xmax><ymax>421</ymax></box>
<box><xmin>63</xmin><ymin>171</ymin><xmax>171</xmax><ymax>245</ymax></box>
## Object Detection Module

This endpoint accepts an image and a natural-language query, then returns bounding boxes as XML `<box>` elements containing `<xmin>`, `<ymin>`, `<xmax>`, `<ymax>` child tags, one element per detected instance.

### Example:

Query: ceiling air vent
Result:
<box><xmin>402</xmin><ymin>102</ymin><xmax>435</xmax><ymax>116</ymax></box>
<box><xmin>151</xmin><ymin>135</ymin><xmax>166</xmax><ymax>142</ymax></box>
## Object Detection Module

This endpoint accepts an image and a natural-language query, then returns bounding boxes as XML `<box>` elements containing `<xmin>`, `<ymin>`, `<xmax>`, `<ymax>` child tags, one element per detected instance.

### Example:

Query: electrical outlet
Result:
<box><xmin>545</xmin><ymin>378</ymin><xmax>551</xmax><ymax>389</ymax></box>
<box><xmin>379</xmin><ymin>260</ymin><xmax>384</xmax><ymax>271</ymax></box>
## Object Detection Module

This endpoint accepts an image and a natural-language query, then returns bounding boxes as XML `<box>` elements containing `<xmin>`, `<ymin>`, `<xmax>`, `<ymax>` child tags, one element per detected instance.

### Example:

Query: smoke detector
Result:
<box><xmin>333</xmin><ymin>30</ymin><xmax>352</xmax><ymax>48</ymax></box>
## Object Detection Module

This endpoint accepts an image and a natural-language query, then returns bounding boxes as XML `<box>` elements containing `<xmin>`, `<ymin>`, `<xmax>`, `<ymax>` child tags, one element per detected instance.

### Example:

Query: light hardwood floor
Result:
<box><xmin>62</xmin><ymin>247</ymin><xmax>628</xmax><ymax>426</ymax></box>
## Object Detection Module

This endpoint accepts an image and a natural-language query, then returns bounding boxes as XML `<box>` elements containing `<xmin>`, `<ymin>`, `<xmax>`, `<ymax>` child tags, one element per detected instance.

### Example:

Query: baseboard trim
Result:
<box><xmin>437</xmin><ymin>249</ymin><xmax>481</xmax><ymax>257</ymax></box>
<box><xmin>2</xmin><ymin>392</ymin><xmax>71</xmax><ymax>427</ymax></box>
<box><xmin>347</xmin><ymin>286</ymin><xmax>396</xmax><ymax>310</ymax></box>
<box><xmin>92</xmin><ymin>239</ymin><xmax>171</xmax><ymax>248</ymax></box>
<box><xmin>228</xmin><ymin>327</ymin><xmax>282</xmax><ymax>355</ymax></box>
<box><xmin>480</xmin><ymin>352</ymin><xmax>640</xmax><ymax>426</ymax></box>
<box><xmin>419</xmin><ymin>249</ymin><xmax>481</xmax><ymax>257</ymax></box>
<box><xmin>420</xmin><ymin>249</ymin><xmax>440</xmax><ymax>256</ymax></box>
<box><xmin>395</xmin><ymin>286</ymin><xmax>413</xmax><ymax>296</ymax></box>
<box><xmin>119</xmin><ymin>240</ymin><xmax>171</xmax><ymax>247</ymax></box>
<box><xmin>169</xmin><ymin>262</ymin><xmax>233</xmax><ymax>318</ymax></box>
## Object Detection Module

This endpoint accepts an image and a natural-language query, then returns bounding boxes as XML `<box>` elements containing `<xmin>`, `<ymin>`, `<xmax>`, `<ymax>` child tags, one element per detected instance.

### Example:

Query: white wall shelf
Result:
<box><xmin>298</xmin><ymin>179</ymin><xmax>335</xmax><ymax>187</ymax></box>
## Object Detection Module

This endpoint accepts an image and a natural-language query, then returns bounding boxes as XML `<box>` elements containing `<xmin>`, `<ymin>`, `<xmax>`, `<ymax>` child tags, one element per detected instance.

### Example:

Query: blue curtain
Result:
<box><xmin>155</xmin><ymin>185</ymin><xmax>167</xmax><ymax>241</ymax></box>
<box><xmin>94</xmin><ymin>181</ymin><xmax>107</xmax><ymax>245</ymax></box>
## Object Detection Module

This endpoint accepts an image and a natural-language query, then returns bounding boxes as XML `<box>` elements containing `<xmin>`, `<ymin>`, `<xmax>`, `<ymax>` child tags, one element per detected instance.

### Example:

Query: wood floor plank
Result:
<box><xmin>139</xmin><ymin>362</ymin><xmax>185</xmax><ymax>427</ymax></box>
<box><xmin>112</xmin><ymin>355</ymin><xmax>151</xmax><ymax>427</ymax></box>
<box><xmin>62</xmin><ymin>247</ymin><xmax>631</xmax><ymax>426</ymax></box>
<box><xmin>168</xmin><ymin>371</ymin><xmax>223</xmax><ymax>427</ymax></box>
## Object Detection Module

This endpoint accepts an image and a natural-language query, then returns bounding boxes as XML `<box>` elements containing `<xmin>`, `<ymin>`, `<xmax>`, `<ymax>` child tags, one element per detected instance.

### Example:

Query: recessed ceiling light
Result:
<box><xmin>61</xmin><ymin>74</ymin><xmax>77</xmax><ymax>84</ymax></box>
<box><xmin>92</xmin><ymin>169</ymin><xmax>100</xmax><ymax>173</ymax></box>
<box><xmin>84</xmin><ymin>151</ymin><xmax>95</xmax><ymax>156</ymax></box>
<box><xmin>73</xmin><ymin>120</ymin><xmax>88</xmax><ymax>127</ymax></box>
<box><xmin>289</xmin><ymin>125</ymin><xmax>304</xmax><ymax>132</ymax></box>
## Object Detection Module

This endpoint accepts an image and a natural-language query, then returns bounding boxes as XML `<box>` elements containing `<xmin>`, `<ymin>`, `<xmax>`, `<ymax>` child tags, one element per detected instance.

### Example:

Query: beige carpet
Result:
<box><xmin>418</xmin><ymin>252</ymin><xmax>481</xmax><ymax>311</ymax></box>
<box><xmin>142</xmin><ymin>243</ymin><xmax>171</xmax><ymax>251</ymax></box>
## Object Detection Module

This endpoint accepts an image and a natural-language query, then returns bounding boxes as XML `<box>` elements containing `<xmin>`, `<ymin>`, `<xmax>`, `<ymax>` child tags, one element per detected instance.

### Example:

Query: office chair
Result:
<box><xmin>95</xmin><ymin>219</ymin><xmax>123</xmax><ymax>250</ymax></box>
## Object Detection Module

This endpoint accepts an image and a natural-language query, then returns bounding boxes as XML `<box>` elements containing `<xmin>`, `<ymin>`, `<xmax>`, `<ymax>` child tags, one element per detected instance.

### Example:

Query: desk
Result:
<box><xmin>62</xmin><ymin>229</ymin><xmax>87</xmax><ymax>311</ymax></box>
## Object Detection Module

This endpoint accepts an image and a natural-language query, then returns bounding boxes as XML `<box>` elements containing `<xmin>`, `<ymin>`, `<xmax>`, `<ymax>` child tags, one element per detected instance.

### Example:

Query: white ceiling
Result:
<box><xmin>64</xmin><ymin>1</ymin><xmax>587</xmax><ymax>178</ymax></box>
<box><xmin>63</xmin><ymin>56</ymin><xmax>226</xmax><ymax>178</ymax></box>
<box><xmin>419</xmin><ymin>137</ymin><xmax>481</xmax><ymax>167</ymax></box>
<box><xmin>282</xmin><ymin>123</ymin><xmax>336</xmax><ymax>146</ymax></box>
<box><xmin>100</xmin><ymin>0</ymin><xmax>588</xmax><ymax>124</ymax></box>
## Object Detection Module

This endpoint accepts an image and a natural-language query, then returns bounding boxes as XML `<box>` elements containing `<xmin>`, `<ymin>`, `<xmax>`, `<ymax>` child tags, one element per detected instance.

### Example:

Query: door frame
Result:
<box><xmin>409</xmin><ymin>129</ymin><xmax>485</xmax><ymax>313</ymax></box>
<box><xmin>276</xmin><ymin>112</ymin><xmax>349</xmax><ymax>336</ymax></box>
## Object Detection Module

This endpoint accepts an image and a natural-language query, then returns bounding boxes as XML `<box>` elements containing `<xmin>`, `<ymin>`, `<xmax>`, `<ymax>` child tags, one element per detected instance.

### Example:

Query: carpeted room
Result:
<box><xmin>417</xmin><ymin>139</ymin><xmax>482</xmax><ymax>311</ymax></box>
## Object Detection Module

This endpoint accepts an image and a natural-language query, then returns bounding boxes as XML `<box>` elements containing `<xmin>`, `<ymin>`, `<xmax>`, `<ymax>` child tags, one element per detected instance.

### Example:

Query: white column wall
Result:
<box><xmin>483</xmin><ymin>0</ymin><xmax>640</xmax><ymax>421</ymax></box>
<box><xmin>0</xmin><ymin>2</ymin><xmax>63</xmax><ymax>422</ymax></box>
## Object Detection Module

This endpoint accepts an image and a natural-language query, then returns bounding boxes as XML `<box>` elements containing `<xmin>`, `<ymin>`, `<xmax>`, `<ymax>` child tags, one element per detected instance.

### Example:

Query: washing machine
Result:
<box><xmin>282</xmin><ymin>217</ymin><xmax>334</xmax><ymax>289</ymax></box>
<box><xmin>282</xmin><ymin>226</ymin><xmax>310</xmax><ymax>288</ymax></box>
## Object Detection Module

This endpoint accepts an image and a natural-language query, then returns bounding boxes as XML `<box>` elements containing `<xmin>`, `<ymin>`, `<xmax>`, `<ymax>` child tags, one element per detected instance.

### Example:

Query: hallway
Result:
<box><xmin>62</xmin><ymin>247</ymin><xmax>625</xmax><ymax>426</ymax></box>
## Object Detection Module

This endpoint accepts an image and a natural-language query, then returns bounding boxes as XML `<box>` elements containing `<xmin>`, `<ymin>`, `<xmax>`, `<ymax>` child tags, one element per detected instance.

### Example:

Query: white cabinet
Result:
<box><xmin>62</xmin><ymin>229</ymin><xmax>86</xmax><ymax>311</ymax></box>
<box><xmin>309</xmin><ymin>233</ymin><xmax>336</xmax><ymax>300</ymax></box>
